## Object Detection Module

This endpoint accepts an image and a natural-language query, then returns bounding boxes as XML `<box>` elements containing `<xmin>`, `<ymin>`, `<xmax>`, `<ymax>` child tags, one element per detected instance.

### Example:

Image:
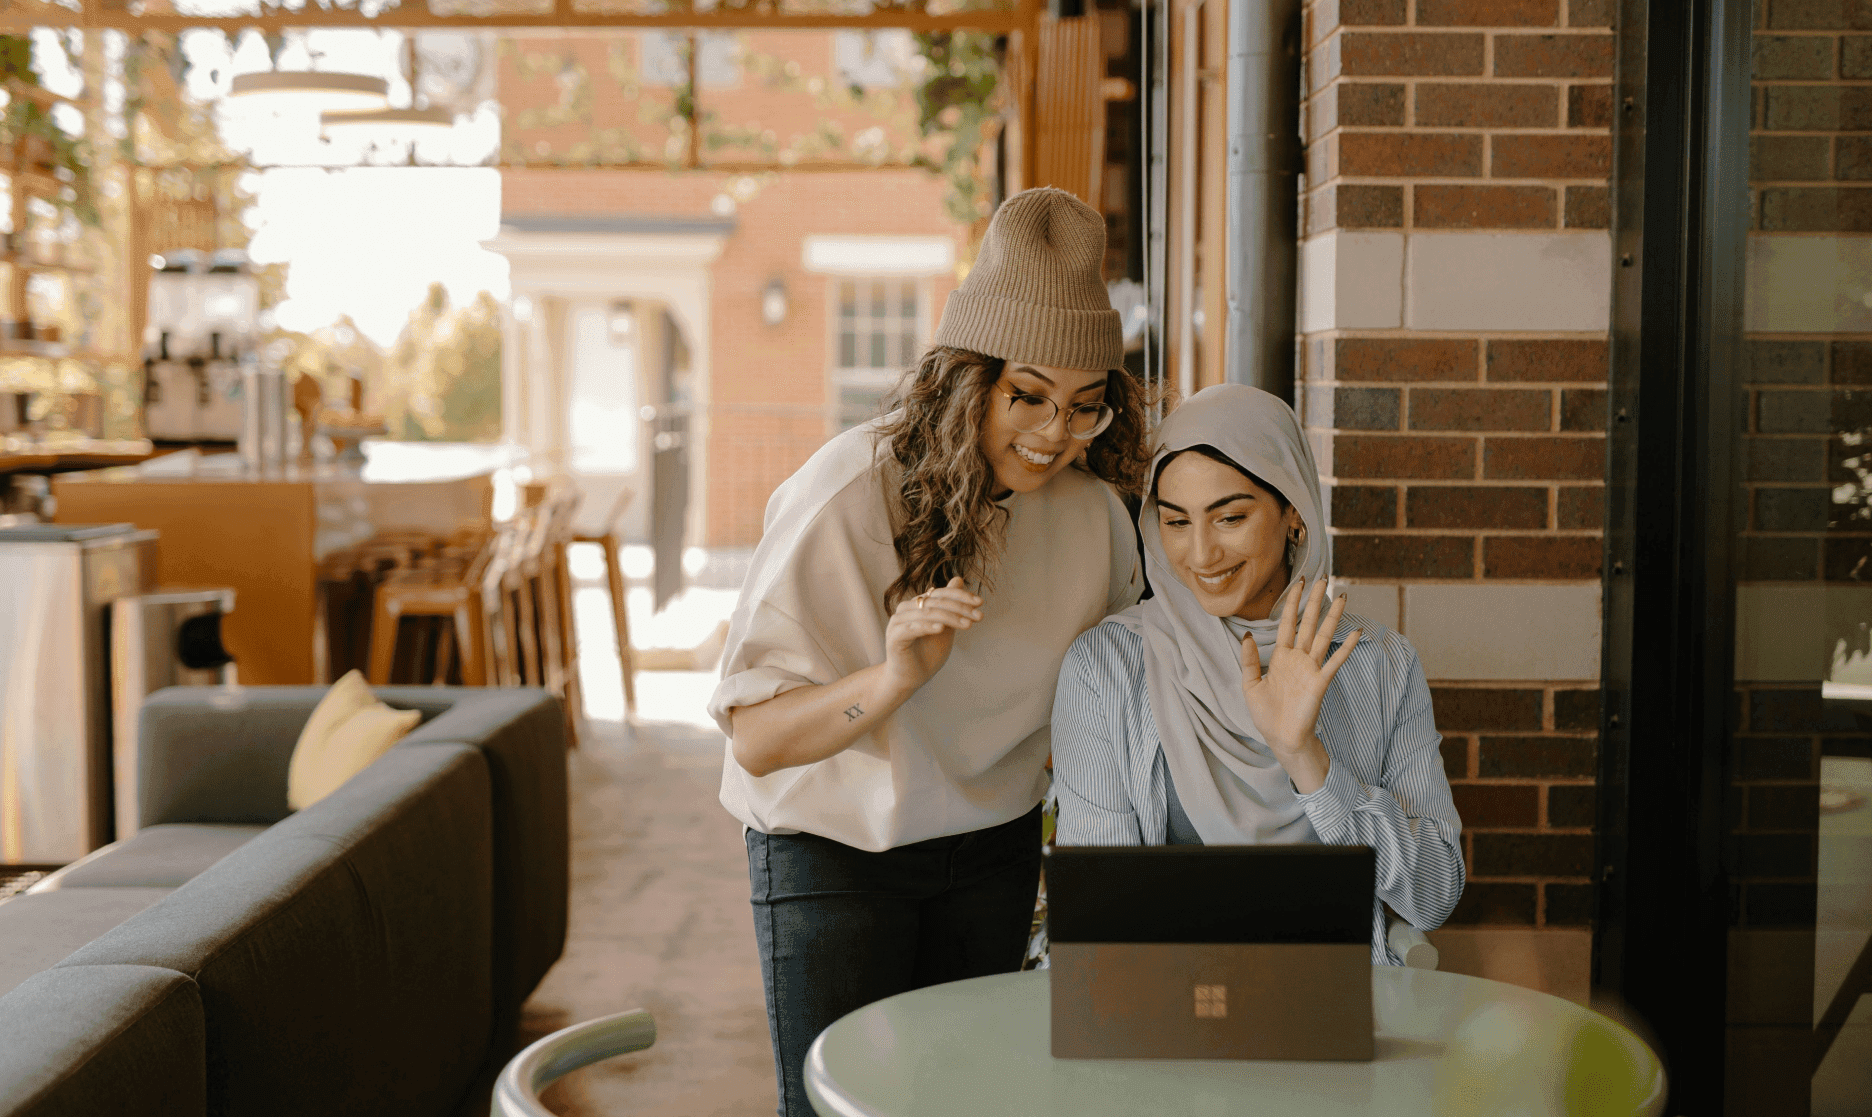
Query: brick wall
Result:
<box><xmin>1298</xmin><ymin>0</ymin><xmax>1614</xmax><ymax>966</ymax></box>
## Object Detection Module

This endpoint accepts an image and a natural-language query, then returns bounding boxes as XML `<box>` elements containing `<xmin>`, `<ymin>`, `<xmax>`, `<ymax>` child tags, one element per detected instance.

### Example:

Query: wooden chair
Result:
<box><xmin>572</xmin><ymin>486</ymin><xmax>637</xmax><ymax>716</ymax></box>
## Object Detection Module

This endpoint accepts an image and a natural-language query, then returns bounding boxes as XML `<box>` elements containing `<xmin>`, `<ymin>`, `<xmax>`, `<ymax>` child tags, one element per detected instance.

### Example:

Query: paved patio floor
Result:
<box><xmin>500</xmin><ymin>712</ymin><xmax>777</xmax><ymax>1117</ymax></box>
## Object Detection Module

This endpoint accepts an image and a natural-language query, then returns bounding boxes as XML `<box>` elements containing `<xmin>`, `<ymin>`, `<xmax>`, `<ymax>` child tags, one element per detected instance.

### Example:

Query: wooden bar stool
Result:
<box><xmin>572</xmin><ymin>487</ymin><xmax>637</xmax><ymax>716</ymax></box>
<box><xmin>506</xmin><ymin>500</ymin><xmax>552</xmax><ymax>687</ymax></box>
<box><xmin>366</xmin><ymin>529</ymin><xmax>500</xmax><ymax>686</ymax></box>
<box><xmin>483</xmin><ymin>519</ymin><xmax>527</xmax><ymax>687</ymax></box>
<box><xmin>538</xmin><ymin>489</ymin><xmax>585</xmax><ymax>742</ymax></box>
<box><xmin>317</xmin><ymin>530</ymin><xmax>455</xmax><ymax>683</ymax></box>
<box><xmin>490</xmin><ymin>484</ymin><xmax>586</xmax><ymax>745</ymax></box>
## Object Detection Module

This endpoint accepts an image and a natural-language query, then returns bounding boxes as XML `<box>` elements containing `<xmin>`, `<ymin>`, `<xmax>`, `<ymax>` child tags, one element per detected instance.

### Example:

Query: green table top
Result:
<box><xmin>805</xmin><ymin>967</ymin><xmax>1665</xmax><ymax>1117</ymax></box>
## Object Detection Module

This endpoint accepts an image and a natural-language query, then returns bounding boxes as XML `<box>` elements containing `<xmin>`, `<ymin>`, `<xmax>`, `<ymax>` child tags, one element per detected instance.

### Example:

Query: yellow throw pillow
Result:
<box><xmin>286</xmin><ymin>670</ymin><xmax>423</xmax><ymax>810</ymax></box>
<box><xmin>291</xmin><ymin>670</ymin><xmax>375</xmax><ymax>762</ymax></box>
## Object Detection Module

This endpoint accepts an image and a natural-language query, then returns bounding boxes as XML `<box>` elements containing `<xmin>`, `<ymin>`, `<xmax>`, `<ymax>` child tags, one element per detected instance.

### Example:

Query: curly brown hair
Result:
<box><xmin>872</xmin><ymin>346</ymin><xmax>1152</xmax><ymax>612</ymax></box>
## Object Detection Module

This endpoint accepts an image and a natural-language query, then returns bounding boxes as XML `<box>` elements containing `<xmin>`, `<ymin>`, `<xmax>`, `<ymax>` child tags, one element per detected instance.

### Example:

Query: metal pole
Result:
<box><xmin>1175</xmin><ymin>0</ymin><xmax>1203</xmax><ymax>406</ymax></box>
<box><xmin>1147</xmin><ymin>0</ymin><xmax>1169</xmax><ymax>422</ymax></box>
<box><xmin>1223</xmin><ymin>0</ymin><xmax>1299</xmax><ymax>399</ymax></box>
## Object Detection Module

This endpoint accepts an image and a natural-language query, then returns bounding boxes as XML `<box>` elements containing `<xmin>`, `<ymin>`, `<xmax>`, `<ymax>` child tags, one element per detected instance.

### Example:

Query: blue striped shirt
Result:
<box><xmin>1050</xmin><ymin>613</ymin><xmax>1465</xmax><ymax>964</ymax></box>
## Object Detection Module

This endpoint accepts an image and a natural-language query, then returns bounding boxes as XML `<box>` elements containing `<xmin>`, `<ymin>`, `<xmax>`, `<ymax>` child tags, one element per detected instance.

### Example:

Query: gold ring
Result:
<box><xmin>916</xmin><ymin>592</ymin><xmax>930</xmax><ymax>610</ymax></box>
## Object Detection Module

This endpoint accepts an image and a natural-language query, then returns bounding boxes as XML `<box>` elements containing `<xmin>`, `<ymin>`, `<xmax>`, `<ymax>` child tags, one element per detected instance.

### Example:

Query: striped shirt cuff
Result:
<box><xmin>1295</xmin><ymin>755</ymin><xmax>1362</xmax><ymax>842</ymax></box>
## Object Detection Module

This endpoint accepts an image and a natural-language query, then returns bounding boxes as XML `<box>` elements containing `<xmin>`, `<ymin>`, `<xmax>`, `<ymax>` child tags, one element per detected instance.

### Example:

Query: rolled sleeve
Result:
<box><xmin>706</xmin><ymin>603</ymin><xmax>837</xmax><ymax>738</ymax></box>
<box><xmin>1294</xmin><ymin>754</ymin><xmax>1362</xmax><ymax>839</ymax></box>
<box><xmin>1051</xmin><ymin>631</ymin><xmax>1145</xmax><ymax>846</ymax></box>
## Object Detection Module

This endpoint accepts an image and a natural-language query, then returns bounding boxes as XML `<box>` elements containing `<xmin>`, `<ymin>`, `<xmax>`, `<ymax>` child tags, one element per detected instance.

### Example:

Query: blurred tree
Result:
<box><xmin>261</xmin><ymin>315</ymin><xmax>383</xmax><ymax>406</ymax></box>
<box><xmin>381</xmin><ymin>283</ymin><xmax>502</xmax><ymax>443</ymax></box>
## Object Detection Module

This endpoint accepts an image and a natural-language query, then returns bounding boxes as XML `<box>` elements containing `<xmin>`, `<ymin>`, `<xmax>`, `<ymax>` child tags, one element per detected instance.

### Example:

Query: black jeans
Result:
<box><xmin>745</xmin><ymin>803</ymin><xmax>1043</xmax><ymax>1117</ymax></box>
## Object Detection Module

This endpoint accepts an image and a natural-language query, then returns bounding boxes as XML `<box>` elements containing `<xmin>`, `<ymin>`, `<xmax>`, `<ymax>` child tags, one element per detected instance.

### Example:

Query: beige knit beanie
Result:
<box><xmin>934</xmin><ymin>187</ymin><xmax>1122</xmax><ymax>372</ymax></box>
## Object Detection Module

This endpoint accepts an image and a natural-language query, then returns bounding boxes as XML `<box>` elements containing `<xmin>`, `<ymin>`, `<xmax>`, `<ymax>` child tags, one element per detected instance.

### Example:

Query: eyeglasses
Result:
<box><xmin>994</xmin><ymin>382</ymin><xmax>1118</xmax><ymax>440</ymax></box>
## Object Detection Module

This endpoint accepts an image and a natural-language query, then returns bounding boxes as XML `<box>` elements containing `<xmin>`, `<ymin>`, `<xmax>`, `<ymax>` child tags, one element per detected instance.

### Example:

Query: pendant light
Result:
<box><xmin>228</xmin><ymin>70</ymin><xmax>389</xmax><ymax>110</ymax></box>
<box><xmin>227</xmin><ymin>29</ymin><xmax>388</xmax><ymax>110</ymax></box>
<box><xmin>320</xmin><ymin>33</ymin><xmax>454</xmax><ymax>138</ymax></box>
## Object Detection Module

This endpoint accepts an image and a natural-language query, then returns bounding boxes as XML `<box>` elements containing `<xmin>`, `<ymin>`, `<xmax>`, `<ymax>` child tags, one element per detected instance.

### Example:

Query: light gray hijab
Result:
<box><xmin>1109</xmin><ymin>384</ymin><xmax>1330</xmax><ymax>844</ymax></box>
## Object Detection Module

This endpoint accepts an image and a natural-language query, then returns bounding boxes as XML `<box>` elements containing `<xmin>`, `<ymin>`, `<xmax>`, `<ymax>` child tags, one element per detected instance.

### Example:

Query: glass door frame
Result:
<box><xmin>1598</xmin><ymin>0</ymin><xmax>1754</xmax><ymax>1111</ymax></box>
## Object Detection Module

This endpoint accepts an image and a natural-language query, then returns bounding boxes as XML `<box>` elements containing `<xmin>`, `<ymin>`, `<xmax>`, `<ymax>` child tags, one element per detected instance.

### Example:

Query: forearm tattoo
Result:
<box><xmin>844</xmin><ymin>704</ymin><xmax>863</xmax><ymax>722</ymax></box>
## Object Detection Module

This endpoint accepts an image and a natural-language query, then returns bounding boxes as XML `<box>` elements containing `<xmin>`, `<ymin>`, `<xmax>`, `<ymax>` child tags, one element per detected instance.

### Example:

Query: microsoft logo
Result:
<box><xmin>1193</xmin><ymin>983</ymin><xmax>1227</xmax><ymax>1019</ymax></box>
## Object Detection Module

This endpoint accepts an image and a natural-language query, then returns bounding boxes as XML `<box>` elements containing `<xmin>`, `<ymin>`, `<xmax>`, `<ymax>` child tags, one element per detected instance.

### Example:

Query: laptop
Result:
<box><xmin>1046</xmin><ymin>845</ymin><xmax>1375</xmax><ymax>1061</ymax></box>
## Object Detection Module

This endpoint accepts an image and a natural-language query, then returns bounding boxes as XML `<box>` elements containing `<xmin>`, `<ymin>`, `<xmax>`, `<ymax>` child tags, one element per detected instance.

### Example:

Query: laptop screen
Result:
<box><xmin>1046</xmin><ymin>846</ymin><xmax>1374</xmax><ymax>944</ymax></box>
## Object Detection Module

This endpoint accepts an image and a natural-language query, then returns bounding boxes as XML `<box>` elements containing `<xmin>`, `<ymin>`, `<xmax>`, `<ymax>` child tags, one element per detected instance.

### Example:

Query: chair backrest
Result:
<box><xmin>1386</xmin><ymin>916</ymin><xmax>1439</xmax><ymax>970</ymax></box>
<box><xmin>595</xmin><ymin>484</ymin><xmax>634</xmax><ymax>536</ymax></box>
<box><xmin>490</xmin><ymin>1009</ymin><xmax>656</xmax><ymax>1117</ymax></box>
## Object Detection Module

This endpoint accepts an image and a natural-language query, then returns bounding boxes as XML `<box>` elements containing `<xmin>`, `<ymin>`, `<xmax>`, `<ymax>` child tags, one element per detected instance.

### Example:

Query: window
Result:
<box><xmin>832</xmin><ymin>277</ymin><xmax>926</xmax><ymax>431</ymax></box>
<box><xmin>832</xmin><ymin>30</ymin><xmax>916</xmax><ymax>90</ymax></box>
<box><xmin>640</xmin><ymin>31</ymin><xmax>740</xmax><ymax>89</ymax></box>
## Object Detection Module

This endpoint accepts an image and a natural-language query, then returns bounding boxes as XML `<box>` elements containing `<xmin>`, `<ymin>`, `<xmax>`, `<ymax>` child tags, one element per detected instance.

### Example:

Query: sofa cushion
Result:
<box><xmin>385</xmin><ymin>686</ymin><xmax>568</xmax><ymax>1032</ymax></box>
<box><xmin>0</xmin><ymin>889</ymin><xmax>174</xmax><ymax>999</ymax></box>
<box><xmin>60</xmin><ymin>744</ymin><xmax>494</xmax><ymax>1117</ymax></box>
<box><xmin>0</xmin><ymin>964</ymin><xmax>205</xmax><ymax>1117</ymax></box>
<box><xmin>139</xmin><ymin>689</ymin><xmax>323</xmax><ymax>827</ymax></box>
<box><xmin>32</xmin><ymin>825</ymin><xmax>266</xmax><ymax>891</ymax></box>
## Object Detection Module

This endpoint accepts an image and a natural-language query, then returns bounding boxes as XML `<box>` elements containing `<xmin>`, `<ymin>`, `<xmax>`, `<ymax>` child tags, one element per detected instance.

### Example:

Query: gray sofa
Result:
<box><xmin>0</xmin><ymin>685</ymin><xmax>569</xmax><ymax>1117</ymax></box>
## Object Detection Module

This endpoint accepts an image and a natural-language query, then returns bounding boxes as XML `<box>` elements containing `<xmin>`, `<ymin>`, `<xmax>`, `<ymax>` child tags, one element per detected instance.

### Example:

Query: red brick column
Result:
<box><xmin>1298</xmin><ymin>0</ymin><xmax>1614</xmax><ymax>998</ymax></box>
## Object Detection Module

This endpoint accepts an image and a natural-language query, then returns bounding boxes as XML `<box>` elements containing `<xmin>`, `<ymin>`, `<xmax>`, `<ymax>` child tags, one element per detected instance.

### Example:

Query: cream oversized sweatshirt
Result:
<box><xmin>711</xmin><ymin>419</ymin><xmax>1141</xmax><ymax>852</ymax></box>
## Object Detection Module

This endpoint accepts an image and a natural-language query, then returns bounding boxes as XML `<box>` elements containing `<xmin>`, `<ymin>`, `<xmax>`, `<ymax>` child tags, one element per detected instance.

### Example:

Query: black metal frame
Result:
<box><xmin>1597</xmin><ymin>0</ymin><xmax>1753</xmax><ymax>1110</ymax></box>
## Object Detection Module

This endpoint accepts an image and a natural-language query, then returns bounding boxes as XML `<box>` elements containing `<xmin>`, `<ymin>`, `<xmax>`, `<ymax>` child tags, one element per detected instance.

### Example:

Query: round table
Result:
<box><xmin>804</xmin><ymin>968</ymin><xmax>1665</xmax><ymax>1117</ymax></box>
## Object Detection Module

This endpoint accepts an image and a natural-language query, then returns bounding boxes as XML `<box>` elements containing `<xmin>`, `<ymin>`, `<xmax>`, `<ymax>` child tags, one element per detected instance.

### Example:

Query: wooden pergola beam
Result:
<box><xmin>0</xmin><ymin>0</ymin><xmax>1032</xmax><ymax>34</ymax></box>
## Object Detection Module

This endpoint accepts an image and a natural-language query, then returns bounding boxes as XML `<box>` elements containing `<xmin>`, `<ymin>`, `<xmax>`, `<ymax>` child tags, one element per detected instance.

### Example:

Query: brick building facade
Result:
<box><xmin>491</xmin><ymin>31</ymin><xmax>967</xmax><ymax>547</ymax></box>
<box><xmin>1296</xmin><ymin>0</ymin><xmax>1615</xmax><ymax>996</ymax></box>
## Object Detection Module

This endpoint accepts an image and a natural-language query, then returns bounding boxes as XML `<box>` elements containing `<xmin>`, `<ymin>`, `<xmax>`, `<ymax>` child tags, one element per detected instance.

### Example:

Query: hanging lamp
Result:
<box><xmin>227</xmin><ymin>70</ymin><xmax>389</xmax><ymax>110</ymax></box>
<box><xmin>318</xmin><ymin>104</ymin><xmax>454</xmax><ymax>135</ymax></box>
<box><xmin>319</xmin><ymin>33</ymin><xmax>454</xmax><ymax>138</ymax></box>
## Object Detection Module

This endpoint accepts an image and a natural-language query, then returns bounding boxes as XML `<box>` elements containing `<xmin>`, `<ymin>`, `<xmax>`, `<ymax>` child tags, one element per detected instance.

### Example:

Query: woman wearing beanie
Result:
<box><xmin>709</xmin><ymin>187</ymin><xmax>1149</xmax><ymax>1116</ymax></box>
<box><xmin>1050</xmin><ymin>384</ymin><xmax>1464</xmax><ymax>961</ymax></box>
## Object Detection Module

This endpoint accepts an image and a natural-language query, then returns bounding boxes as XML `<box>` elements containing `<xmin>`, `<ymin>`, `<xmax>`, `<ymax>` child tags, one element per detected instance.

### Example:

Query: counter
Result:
<box><xmin>53</xmin><ymin>442</ymin><xmax>509</xmax><ymax>684</ymax></box>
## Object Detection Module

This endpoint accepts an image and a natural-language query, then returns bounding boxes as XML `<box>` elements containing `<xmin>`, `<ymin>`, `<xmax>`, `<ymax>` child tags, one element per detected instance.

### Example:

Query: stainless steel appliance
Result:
<box><xmin>143</xmin><ymin>250</ymin><xmax>260</xmax><ymax>443</ymax></box>
<box><xmin>0</xmin><ymin>523</ymin><xmax>157</xmax><ymax>864</ymax></box>
<box><xmin>109</xmin><ymin>588</ymin><xmax>236</xmax><ymax>840</ymax></box>
<box><xmin>239</xmin><ymin>366</ymin><xmax>291</xmax><ymax>468</ymax></box>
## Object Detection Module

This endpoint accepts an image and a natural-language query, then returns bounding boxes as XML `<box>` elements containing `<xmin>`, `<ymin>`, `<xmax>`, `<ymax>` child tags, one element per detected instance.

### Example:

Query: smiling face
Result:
<box><xmin>1154</xmin><ymin>451</ymin><xmax>1305</xmax><ymax>621</ymax></box>
<box><xmin>977</xmin><ymin>362</ymin><xmax>1111</xmax><ymax>497</ymax></box>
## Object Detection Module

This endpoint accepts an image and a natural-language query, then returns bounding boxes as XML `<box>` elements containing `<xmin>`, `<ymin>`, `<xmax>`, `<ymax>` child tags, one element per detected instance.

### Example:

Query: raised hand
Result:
<box><xmin>1239</xmin><ymin>577</ymin><xmax>1362</xmax><ymax>768</ymax></box>
<box><xmin>881</xmin><ymin>576</ymin><xmax>982</xmax><ymax>695</ymax></box>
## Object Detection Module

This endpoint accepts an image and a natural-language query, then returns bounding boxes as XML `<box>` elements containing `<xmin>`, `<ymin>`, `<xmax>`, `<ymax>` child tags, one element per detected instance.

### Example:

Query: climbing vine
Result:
<box><xmin>493</xmin><ymin>28</ymin><xmax>1004</xmax><ymax>223</ymax></box>
<box><xmin>910</xmin><ymin>30</ymin><xmax>1001</xmax><ymax>225</ymax></box>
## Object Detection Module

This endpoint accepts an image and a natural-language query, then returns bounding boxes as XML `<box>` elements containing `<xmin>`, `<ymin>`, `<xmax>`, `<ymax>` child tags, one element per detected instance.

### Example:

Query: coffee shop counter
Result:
<box><xmin>52</xmin><ymin>443</ymin><xmax>509</xmax><ymax>684</ymax></box>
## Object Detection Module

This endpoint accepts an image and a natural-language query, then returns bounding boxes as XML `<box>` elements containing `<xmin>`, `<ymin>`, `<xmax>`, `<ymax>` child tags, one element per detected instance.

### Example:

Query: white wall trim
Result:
<box><xmin>1406</xmin><ymin>232</ymin><xmax>1612</xmax><ymax>332</ymax></box>
<box><xmin>1401</xmin><ymin>582</ymin><xmax>1602</xmax><ymax>681</ymax></box>
<box><xmin>1298</xmin><ymin>230</ymin><xmax>1405</xmax><ymax>333</ymax></box>
<box><xmin>801</xmin><ymin>234</ymin><xmax>956</xmax><ymax>277</ymax></box>
<box><xmin>1745</xmin><ymin>234</ymin><xmax>1872</xmax><ymax>333</ymax></box>
<box><xmin>1297</xmin><ymin>230</ymin><xmax>1614</xmax><ymax>334</ymax></box>
<box><xmin>485</xmin><ymin>226</ymin><xmax>729</xmax><ymax>548</ymax></box>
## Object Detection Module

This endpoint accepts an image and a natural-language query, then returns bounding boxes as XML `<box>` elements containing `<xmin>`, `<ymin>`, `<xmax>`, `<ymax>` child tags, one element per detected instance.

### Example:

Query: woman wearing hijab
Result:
<box><xmin>710</xmin><ymin>188</ymin><xmax>1150</xmax><ymax>1116</ymax></box>
<box><xmin>1051</xmin><ymin>383</ymin><xmax>1463</xmax><ymax>961</ymax></box>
